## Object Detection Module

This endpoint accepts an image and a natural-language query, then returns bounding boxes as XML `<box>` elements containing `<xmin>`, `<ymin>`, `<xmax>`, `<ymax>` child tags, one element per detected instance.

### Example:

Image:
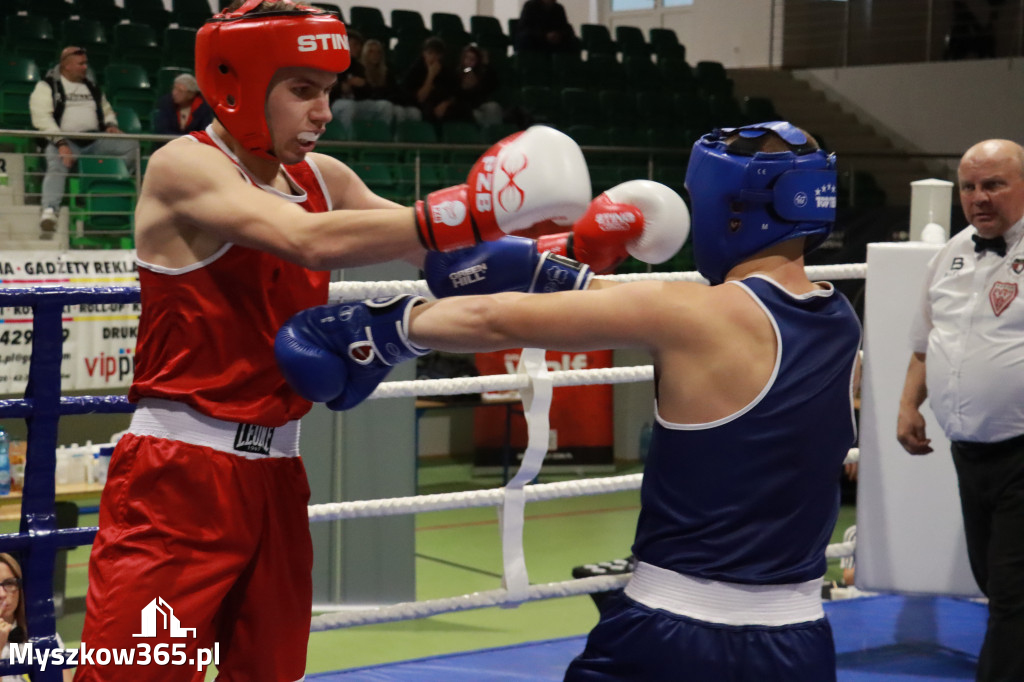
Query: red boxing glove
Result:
<box><xmin>414</xmin><ymin>126</ymin><xmax>591</xmax><ymax>252</ymax></box>
<box><xmin>538</xmin><ymin>180</ymin><xmax>690</xmax><ymax>274</ymax></box>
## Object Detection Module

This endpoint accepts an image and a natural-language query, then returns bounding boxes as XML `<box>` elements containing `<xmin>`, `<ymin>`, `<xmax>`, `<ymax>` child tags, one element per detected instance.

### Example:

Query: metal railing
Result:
<box><xmin>0</xmin><ymin>127</ymin><xmax>966</xmax><ymax>252</ymax></box>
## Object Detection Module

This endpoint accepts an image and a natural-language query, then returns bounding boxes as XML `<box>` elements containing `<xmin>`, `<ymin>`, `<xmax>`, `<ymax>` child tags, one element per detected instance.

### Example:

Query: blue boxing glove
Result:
<box><xmin>275</xmin><ymin>295</ymin><xmax>430</xmax><ymax>411</ymax></box>
<box><xmin>425</xmin><ymin>235</ymin><xmax>593</xmax><ymax>298</ymax></box>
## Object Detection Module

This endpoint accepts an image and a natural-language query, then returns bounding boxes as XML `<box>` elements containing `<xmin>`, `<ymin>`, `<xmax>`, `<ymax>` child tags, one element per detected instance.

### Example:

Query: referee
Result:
<box><xmin>898</xmin><ymin>138</ymin><xmax>1024</xmax><ymax>682</ymax></box>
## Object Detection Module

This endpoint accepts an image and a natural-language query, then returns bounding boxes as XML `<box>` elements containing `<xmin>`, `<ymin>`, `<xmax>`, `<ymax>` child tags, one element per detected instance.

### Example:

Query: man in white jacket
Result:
<box><xmin>29</xmin><ymin>46</ymin><xmax>139</xmax><ymax>232</ymax></box>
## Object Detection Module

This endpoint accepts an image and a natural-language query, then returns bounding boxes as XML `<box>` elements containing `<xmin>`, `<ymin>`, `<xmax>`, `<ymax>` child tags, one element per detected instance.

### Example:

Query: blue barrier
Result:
<box><xmin>0</xmin><ymin>286</ymin><xmax>138</xmax><ymax>680</ymax></box>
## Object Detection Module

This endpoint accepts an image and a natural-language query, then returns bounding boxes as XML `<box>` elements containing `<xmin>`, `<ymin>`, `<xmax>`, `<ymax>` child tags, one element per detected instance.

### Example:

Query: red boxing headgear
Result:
<box><xmin>196</xmin><ymin>0</ymin><xmax>350</xmax><ymax>160</ymax></box>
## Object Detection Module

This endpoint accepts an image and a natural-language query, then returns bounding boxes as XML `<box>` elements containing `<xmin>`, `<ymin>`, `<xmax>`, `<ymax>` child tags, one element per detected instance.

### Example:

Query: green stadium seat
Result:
<box><xmin>516</xmin><ymin>85</ymin><xmax>559</xmax><ymax>126</ymax></box>
<box><xmin>69</xmin><ymin>156</ymin><xmax>137</xmax><ymax>235</ymax></box>
<box><xmin>551</xmin><ymin>52</ymin><xmax>587</xmax><ymax>89</ymax></box>
<box><xmin>431</xmin><ymin>13</ymin><xmax>472</xmax><ymax>51</ymax></box>
<box><xmin>672</xmin><ymin>92</ymin><xmax>712</xmax><ymax>133</ymax></box>
<box><xmin>349</xmin><ymin>6</ymin><xmax>394</xmax><ymax>43</ymax></box>
<box><xmin>634</xmin><ymin>90</ymin><xmax>675</xmax><ymax>129</ymax></box>
<box><xmin>623</xmin><ymin>55</ymin><xmax>662</xmax><ymax>92</ymax></box>
<box><xmin>615</xmin><ymin>26</ymin><xmax>650</xmax><ymax>57</ymax></box>
<box><xmin>349</xmin><ymin>118</ymin><xmax>392</xmax><ymax>143</ymax></box>
<box><xmin>72</xmin><ymin>0</ymin><xmax>124</xmax><ymax>32</ymax></box>
<box><xmin>0</xmin><ymin>55</ymin><xmax>40</xmax><ymax>87</ymax></box>
<box><xmin>123</xmin><ymin>0</ymin><xmax>173</xmax><ymax>34</ymax></box>
<box><xmin>589</xmin><ymin>163</ymin><xmax>619</xmax><ymax>194</ymax></box>
<box><xmin>162</xmin><ymin>27</ymin><xmax>198</xmax><ymax>71</ymax></box>
<box><xmin>394</xmin><ymin>162</ymin><xmax>445</xmax><ymax>200</ymax></box>
<box><xmin>560</xmin><ymin>87</ymin><xmax>601</xmax><ymax>127</ymax></box>
<box><xmin>584</xmin><ymin>53</ymin><xmax>626</xmax><ymax>91</ymax></box>
<box><xmin>565</xmin><ymin>124</ymin><xmax>606</xmax><ymax>147</ymax></box>
<box><xmin>395</xmin><ymin>120</ymin><xmax>444</xmax><ymax>164</ymax></box>
<box><xmin>4</xmin><ymin>15</ymin><xmax>58</xmax><ymax>69</ymax></box>
<box><xmin>390</xmin><ymin>9</ymin><xmax>428</xmax><ymax>42</ymax></box>
<box><xmin>658</xmin><ymin>57</ymin><xmax>696</xmax><ymax>95</ymax></box>
<box><xmin>111</xmin><ymin>22</ymin><xmax>162</xmax><ymax>79</ymax></box>
<box><xmin>0</xmin><ymin>85</ymin><xmax>34</xmax><ymax>130</ymax></box>
<box><xmin>513</xmin><ymin>50</ymin><xmax>552</xmax><ymax>88</ymax></box>
<box><xmin>649</xmin><ymin>28</ymin><xmax>685</xmax><ymax>61</ymax></box>
<box><xmin>104</xmin><ymin>62</ymin><xmax>152</xmax><ymax>93</ymax></box>
<box><xmin>471</xmin><ymin>15</ymin><xmax>510</xmax><ymax>48</ymax></box>
<box><xmin>580</xmin><ymin>24</ymin><xmax>616</xmax><ymax>57</ymax></box>
<box><xmin>395</xmin><ymin>119</ymin><xmax>437</xmax><ymax>145</ymax></box>
<box><xmin>353</xmin><ymin>162</ymin><xmax>400</xmax><ymax>201</ymax></box>
<box><xmin>320</xmin><ymin>119</ymin><xmax>346</xmax><ymax>142</ymax></box>
<box><xmin>599</xmin><ymin>90</ymin><xmax>636</xmax><ymax>129</ymax></box>
<box><xmin>482</xmin><ymin>122</ymin><xmax>519</xmax><ymax>144</ymax></box>
<box><xmin>115</xmin><ymin>106</ymin><xmax>143</xmax><ymax>134</ymax></box>
<box><xmin>440</xmin><ymin>121</ymin><xmax>484</xmax><ymax>147</ymax></box>
<box><xmin>695</xmin><ymin>60</ymin><xmax>732</xmax><ymax>96</ymax></box>
<box><xmin>606</xmin><ymin>126</ymin><xmax>649</xmax><ymax>148</ymax></box>
<box><xmin>172</xmin><ymin>0</ymin><xmax>214</xmax><ymax>29</ymax></box>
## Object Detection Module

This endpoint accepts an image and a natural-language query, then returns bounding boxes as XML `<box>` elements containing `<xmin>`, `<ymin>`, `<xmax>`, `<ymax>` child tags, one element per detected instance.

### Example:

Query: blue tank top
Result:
<box><xmin>632</xmin><ymin>275</ymin><xmax>861</xmax><ymax>585</ymax></box>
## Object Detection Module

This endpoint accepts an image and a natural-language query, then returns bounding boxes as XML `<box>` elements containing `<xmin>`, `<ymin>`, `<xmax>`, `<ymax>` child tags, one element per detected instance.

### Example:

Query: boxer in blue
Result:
<box><xmin>277</xmin><ymin>122</ymin><xmax>860</xmax><ymax>682</ymax></box>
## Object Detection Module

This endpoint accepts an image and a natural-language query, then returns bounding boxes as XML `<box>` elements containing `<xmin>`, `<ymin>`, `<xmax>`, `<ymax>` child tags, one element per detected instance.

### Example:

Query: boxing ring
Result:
<box><xmin>0</xmin><ymin>257</ymin><xmax>987</xmax><ymax>680</ymax></box>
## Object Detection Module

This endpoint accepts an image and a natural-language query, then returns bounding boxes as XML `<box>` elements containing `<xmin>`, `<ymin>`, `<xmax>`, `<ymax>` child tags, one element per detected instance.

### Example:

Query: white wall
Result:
<box><xmin>796</xmin><ymin>58</ymin><xmax>1024</xmax><ymax>155</ymax></box>
<box><xmin>599</xmin><ymin>0</ymin><xmax>774</xmax><ymax>68</ymax></box>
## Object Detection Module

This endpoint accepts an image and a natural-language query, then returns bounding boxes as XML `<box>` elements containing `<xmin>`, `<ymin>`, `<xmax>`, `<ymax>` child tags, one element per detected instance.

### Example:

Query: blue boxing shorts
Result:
<box><xmin>565</xmin><ymin>562</ymin><xmax>836</xmax><ymax>682</ymax></box>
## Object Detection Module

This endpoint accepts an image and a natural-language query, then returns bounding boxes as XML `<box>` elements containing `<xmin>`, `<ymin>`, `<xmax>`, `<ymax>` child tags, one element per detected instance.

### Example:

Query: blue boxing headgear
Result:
<box><xmin>684</xmin><ymin>121</ymin><xmax>837</xmax><ymax>285</ymax></box>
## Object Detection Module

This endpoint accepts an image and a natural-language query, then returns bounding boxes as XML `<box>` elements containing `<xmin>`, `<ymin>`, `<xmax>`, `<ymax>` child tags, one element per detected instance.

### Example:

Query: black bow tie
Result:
<box><xmin>973</xmin><ymin>234</ymin><xmax>1007</xmax><ymax>257</ymax></box>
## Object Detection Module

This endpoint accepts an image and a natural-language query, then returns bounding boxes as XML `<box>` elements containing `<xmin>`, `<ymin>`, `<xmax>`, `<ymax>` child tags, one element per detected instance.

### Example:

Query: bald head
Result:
<box><xmin>958</xmin><ymin>139</ymin><xmax>1024</xmax><ymax>237</ymax></box>
<box><xmin>59</xmin><ymin>46</ymin><xmax>89</xmax><ymax>83</ymax></box>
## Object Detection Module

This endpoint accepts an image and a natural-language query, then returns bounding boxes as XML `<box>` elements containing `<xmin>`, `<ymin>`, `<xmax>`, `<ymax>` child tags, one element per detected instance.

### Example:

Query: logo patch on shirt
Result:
<box><xmin>233</xmin><ymin>423</ymin><xmax>275</xmax><ymax>455</ymax></box>
<box><xmin>1012</xmin><ymin>258</ymin><xmax>1024</xmax><ymax>275</ymax></box>
<box><xmin>989</xmin><ymin>281</ymin><xmax>1017</xmax><ymax>317</ymax></box>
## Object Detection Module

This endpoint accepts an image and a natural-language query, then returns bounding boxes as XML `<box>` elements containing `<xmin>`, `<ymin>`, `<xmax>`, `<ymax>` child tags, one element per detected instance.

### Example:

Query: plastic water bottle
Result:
<box><xmin>0</xmin><ymin>427</ymin><xmax>10</xmax><ymax>496</ymax></box>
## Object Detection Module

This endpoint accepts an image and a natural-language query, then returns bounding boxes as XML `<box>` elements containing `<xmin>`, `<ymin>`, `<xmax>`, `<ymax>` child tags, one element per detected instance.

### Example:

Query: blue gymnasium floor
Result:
<box><xmin>310</xmin><ymin>595</ymin><xmax>986</xmax><ymax>681</ymax></box>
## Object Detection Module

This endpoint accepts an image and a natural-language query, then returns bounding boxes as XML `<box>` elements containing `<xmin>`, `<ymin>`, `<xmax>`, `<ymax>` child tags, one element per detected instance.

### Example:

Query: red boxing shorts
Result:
<box><xmin>75</xmin><ymin>402</ymin><xmax>313</xmax><ymax>682</ymax></box>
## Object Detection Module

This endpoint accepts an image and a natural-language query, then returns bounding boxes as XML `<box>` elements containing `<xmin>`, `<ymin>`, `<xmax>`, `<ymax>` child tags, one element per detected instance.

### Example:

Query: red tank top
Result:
<box><xmin>129</xmin><ymin>130</ymin><xmax>332</xmax><ymax>427</ymax></box>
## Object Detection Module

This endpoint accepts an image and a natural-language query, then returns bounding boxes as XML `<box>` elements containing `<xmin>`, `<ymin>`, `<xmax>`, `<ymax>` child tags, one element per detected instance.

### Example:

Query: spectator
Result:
<box><xmin>514</xmin><ymin>0</ymin><xmax>579</xmax><ymax>53</ymax></box>
<box><xmin>29</xmin><ymin>46</ymin><xmax>139</xmax><ymax>233</ymax></box>
<box><xmin>362</xmin><ymin>39</ymin><xmax>421</xmax><ymax>126</ymax></box>
<box><xmin>401</xmin><ymin>36</ymin><xmax>457</xmax><ymax>126</ymax></box>
<box><xmin>447</xmin><ymin>44</ymin><xmax>504</xmax><ymax>129</ymax></box>
<box><xmin>0</xmin><ymin>553</ymin><xmax>74</xmax><ymax>681</ymax></box>
<box><xmin>152</xmin><ymin>73</ymin><xmax>214</xmax><ymax>135</ymax></box>
<box><xmin>331</xmin><ymin>37</ymin><xmax>420</xmax><ymax>136</ymax></box>
<box><xmin>898</xmin><ymin>138</ymin><xmax>1024</xmax><ymax>682</ymax></box>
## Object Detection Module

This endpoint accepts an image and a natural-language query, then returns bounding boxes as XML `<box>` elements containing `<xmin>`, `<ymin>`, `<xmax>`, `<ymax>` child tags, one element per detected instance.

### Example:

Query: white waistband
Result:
<box><xmin>624</xmin><ymin>561</ymin><xmax>824</xmax><ymax>627</ymax></box>
<box><xmin>129</xmin><ymin>399</ymin><xmax>301</xmax><ymax>460</ymax></box>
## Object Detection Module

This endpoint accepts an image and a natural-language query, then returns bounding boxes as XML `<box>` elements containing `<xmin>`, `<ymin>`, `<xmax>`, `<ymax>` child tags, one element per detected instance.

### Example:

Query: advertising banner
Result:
<box><xmin>0</xmin><ymin>251</ymin><xmax>139</xmax><ymax>395</ymax></box>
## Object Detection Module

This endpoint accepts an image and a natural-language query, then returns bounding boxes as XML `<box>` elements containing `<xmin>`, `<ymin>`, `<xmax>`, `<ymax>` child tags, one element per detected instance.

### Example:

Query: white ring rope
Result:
<box><xmin>308</xmin><ymin>475</ymin><xmax>644</xmax><ymax>522</ymax></box>
<box><xmin>370</xmin><ymin>365</ymin><xmax>654</xmax><ymax>400</ymax></box>
<box><xmin>312</xmin><ymin>262</ymin><xmax>867</xmax><ymax>630</ymax></box>
<box><xmin>311</xmin><ymin>575</ymin><xmax>632</xmax><ymax>631</ymax></box>
<box><xmin>328</xmin><ymin>263</ymin><xmax>869</xmax><ymax>301</ymax></box>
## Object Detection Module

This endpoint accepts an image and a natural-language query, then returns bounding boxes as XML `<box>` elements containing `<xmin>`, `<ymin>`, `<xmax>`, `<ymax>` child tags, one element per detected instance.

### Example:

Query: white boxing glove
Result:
<box><xmin>414</xmin><ymin>125</ymin><xmax>592</xmax><ymax>251</ymax></box>
<box><xmin>536</xmin><ymin>180</ymin><xmax>690</xmax><ymax>273</ymax></box>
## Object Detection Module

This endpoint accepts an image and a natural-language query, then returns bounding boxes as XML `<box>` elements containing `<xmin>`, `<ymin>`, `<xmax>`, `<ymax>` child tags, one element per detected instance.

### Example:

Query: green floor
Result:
<box><xmin>12</xmin><ymin>459</ymin><xmax>856</xmax><ymax>678</ymax></box>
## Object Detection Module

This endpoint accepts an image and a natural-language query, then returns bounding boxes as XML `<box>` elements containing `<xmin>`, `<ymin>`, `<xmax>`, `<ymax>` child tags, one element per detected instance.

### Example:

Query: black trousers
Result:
<box><xmin>952</xmin><ymin>436</ymin><xmax>1024</xmax><ymax>682</ymax></box>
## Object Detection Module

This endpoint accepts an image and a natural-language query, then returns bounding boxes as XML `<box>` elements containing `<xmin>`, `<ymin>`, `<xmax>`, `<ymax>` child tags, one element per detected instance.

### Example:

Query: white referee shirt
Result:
<box><xmin>909</xmin><ymin>216</ymin><xmax>1024</xmax><ymax>443</ymax></box>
